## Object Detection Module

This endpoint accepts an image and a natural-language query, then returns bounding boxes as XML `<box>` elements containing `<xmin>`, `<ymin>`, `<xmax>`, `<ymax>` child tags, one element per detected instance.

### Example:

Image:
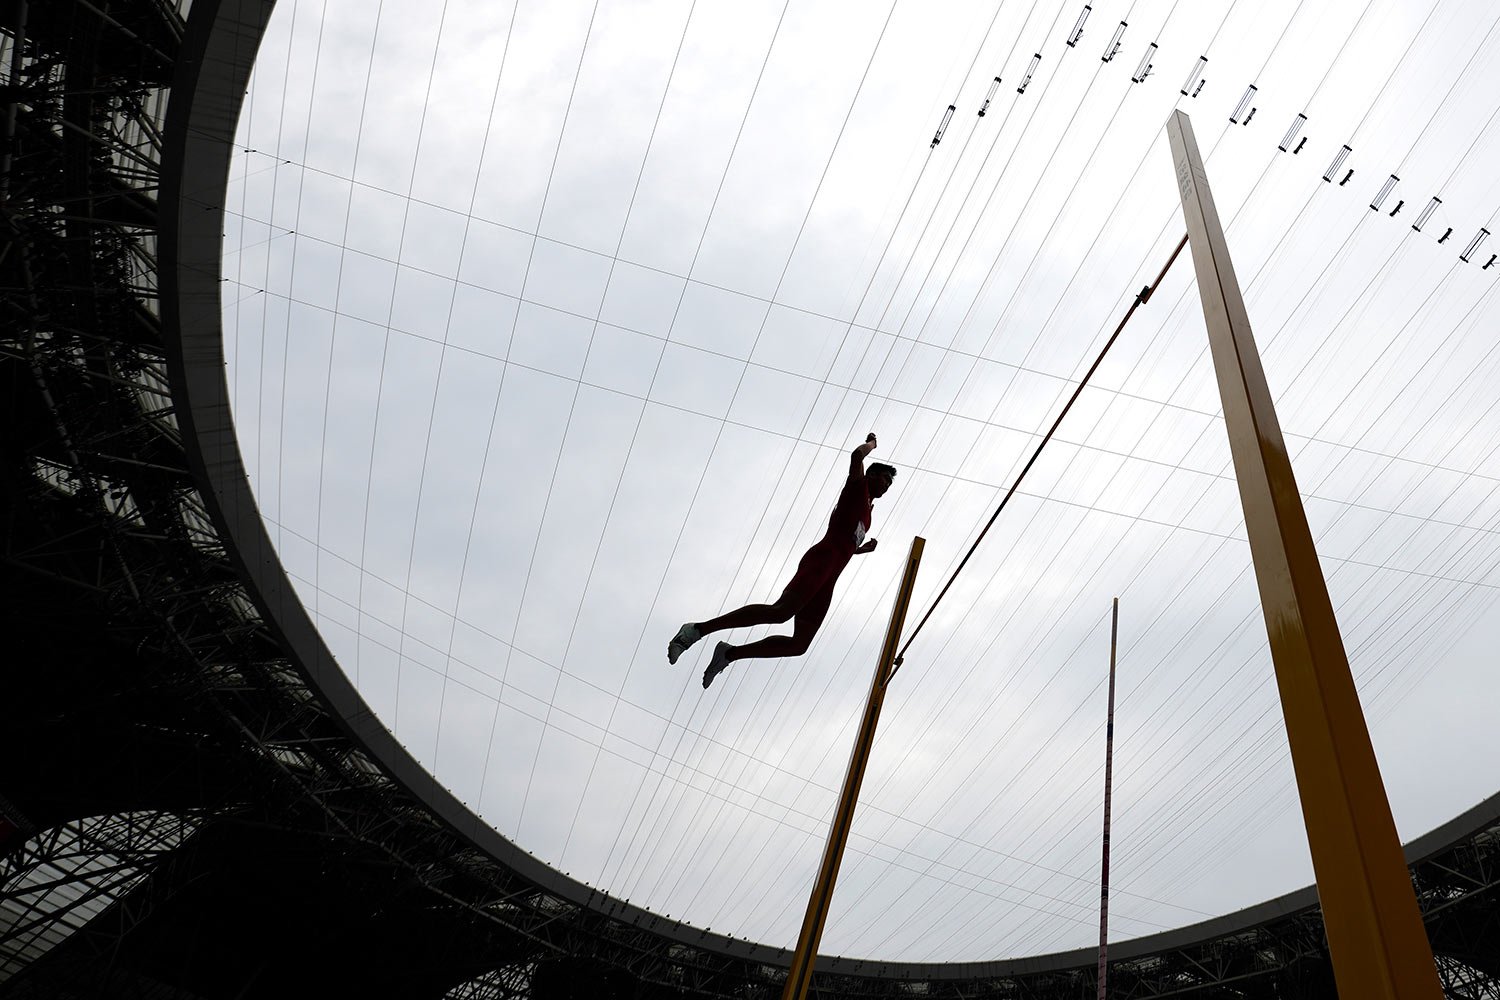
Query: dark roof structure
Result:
<box><xmin>0</xmin><ymin>1</ymin><xmax>1496</xmax><ymax>996</ymax></box>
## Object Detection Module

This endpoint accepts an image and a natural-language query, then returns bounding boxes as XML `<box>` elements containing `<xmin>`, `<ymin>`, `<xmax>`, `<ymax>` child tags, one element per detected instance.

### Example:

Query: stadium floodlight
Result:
<box><xmin>1370</xmin><ymin>174</ymin><xmax>1398</xmax><ymax>211</ymax></box>
<box><xmin>1322</xmin><ymin>144</ymin><xmax>1351</xmax><ymax>181</ymax></box>
<box><xmin>1460</xmin><ymin>227</ymin><xmax>1490</xmax><ymax>263</ymax></box>
<box><xmin>1230</xmin><ymin>84</ymin><xmax>1256</xmax><ymax>123</ymax></box>
<box><xmin>1411</xmin><ymin>197</ymin><xmax>1441</xmax><ymax>232</ymax></box>
<box><xmin>1278</xmin><ymin>113</ymin><xmax>1307</xmax><ymax>152</ymax></box>
<box><xmin>1101</xmin><ymin>21</ymin><xmax>1126</xmax><ymax>62</ymax></box>
<box><xmin>978</xmin><ymin>76</ymin><xmax>1000</xmax><ymax>116</ymax></box>
<box><xmin>1017</xmin><ymin>53</ymin><xmax>1041</xmax><ymax>94</ymax></box>
<box><xmin>930</xmin><ymin>104</ymin><xmax>955</xmax><ymax>147</ymax></box>
<box><xmin>1180</xmin><ymin>56</ymin><xmax>1206</xmax><ymax>96</ymax></box>
<box><xmin>1131</xmin><ymin>43</ymin><xmax>1156</xmax><ymax>83</ymax></box>
<box><xmin>1067</xmin><ymin>5</ymin><xmax>1090</xmax><ymax>47</ymax></box>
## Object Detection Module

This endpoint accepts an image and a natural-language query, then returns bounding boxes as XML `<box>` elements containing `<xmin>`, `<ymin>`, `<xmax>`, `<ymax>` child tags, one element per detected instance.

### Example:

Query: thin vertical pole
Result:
<box><xmin>781</xmin><ymin>536</ymin><xmax>925</xmax><ymax>1000</ymax></box>
<box><xmin>1165</xmin><ymin>109</ymin><xmax>1441</xmax><ymax>999</ymax></box>
<box><xmin>1097</xmin><ymin>597</ymin><xmax>1118</xmax><ymax>1000</ymax></box>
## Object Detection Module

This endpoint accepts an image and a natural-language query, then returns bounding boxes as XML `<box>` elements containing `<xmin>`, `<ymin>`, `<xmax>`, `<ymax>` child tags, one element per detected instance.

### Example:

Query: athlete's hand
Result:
<box><xmin>857</xmin><ymin>539</ymin><xmax>878</xmax><ymax>554</ymax></box>
<box><xmin>865</xmin><ymin>433</ymin><xmax>877</xmax><ymax>449</ymax></box>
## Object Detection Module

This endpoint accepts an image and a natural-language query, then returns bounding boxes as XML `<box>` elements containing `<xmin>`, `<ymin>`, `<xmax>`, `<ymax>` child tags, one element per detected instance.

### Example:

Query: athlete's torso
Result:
<box><xmin>823</xmin><ymin>472</ymin><xmax>872</xmax><ymax>552</ymax></box>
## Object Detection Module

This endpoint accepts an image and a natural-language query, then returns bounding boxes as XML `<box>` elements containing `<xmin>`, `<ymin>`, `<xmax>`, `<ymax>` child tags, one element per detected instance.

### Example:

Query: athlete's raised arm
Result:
<box><xmin>850</xmin><ymin>432</ymin><xmax>877</xmax><ymax>477</ymax></box>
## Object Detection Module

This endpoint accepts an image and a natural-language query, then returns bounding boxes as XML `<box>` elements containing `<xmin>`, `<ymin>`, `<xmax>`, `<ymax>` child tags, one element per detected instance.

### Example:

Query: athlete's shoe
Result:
<box><xmin>702</xmin><ymin>642</ymin><xmax>731</xmax><ymax>689</ymax></box>
<box><xmin>668</xmin><ymin>623</ymin><xmax>701</xmax><ymax>664</ymax></box>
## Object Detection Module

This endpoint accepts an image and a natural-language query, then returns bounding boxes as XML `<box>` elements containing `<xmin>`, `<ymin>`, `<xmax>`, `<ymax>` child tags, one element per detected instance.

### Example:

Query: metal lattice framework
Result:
<box><xmin>0</xmin><ymin>1</ymin><xmax>1495</xmax><ymax>997</ymax></box>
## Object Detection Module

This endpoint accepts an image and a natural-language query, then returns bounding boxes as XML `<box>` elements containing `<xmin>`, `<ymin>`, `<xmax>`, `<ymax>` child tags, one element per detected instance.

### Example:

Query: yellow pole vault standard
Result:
<box><xmin>1165</xmin><ymin>110</ymin><xmax>1441</xmax><ymax>999</ymax></box>
<box><xmin>781</xmin><ymin>536</ymin><xmax>924</xmax><ymax>1000</ymax></box>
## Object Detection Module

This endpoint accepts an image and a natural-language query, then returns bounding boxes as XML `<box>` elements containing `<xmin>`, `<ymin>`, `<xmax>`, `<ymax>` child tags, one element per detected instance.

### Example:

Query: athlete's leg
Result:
<box><xmin>682</xmin><ymin>542</ymin><xmax>837</xmax><ymax>674</ymax></box>
<box><xmin>672</xmin><ymin>588</ymin><xmax>798</xmax><ymax>666</ymax></box>
<box><xmin>723</xmin><ymin>580</ymin><xmax>834</xmax><ymax>663</ymax></box>
<box><xmin>691</xmin><ymin>540</ymin><xmax>833</xmax><ymax>637</ymax></box>
<box><xmin>703</xmin><ymin>584</ymin><xmax>834</xmax><ymax>687</ymax></box>
<box><xmin>694</xmin><ymin>597</ymin><xmax>796</xmax><ymax>636</ymax></box>
<box><xmin>674</xmin><ymin>596</ymin><xmax>797</xmax><ymax>667</ymax></box>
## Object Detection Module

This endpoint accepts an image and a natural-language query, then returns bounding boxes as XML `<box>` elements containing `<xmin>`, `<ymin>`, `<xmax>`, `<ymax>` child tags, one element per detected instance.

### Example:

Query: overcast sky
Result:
<box><xmin>221</xmin><ymin>0</ymin><xmax>1500</xmax><ymax>964</ymax></box>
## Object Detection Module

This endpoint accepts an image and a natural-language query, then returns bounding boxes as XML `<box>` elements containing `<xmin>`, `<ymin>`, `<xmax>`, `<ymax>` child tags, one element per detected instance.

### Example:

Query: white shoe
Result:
<box><xmin>702</xmin><ymin>642</ymin><xmax>731</xmax><ymax>689</ymax></box>
<box><xmin>668</xmin><ymin>623</ymin><xmax>701</xmax><ymax>664</ymax></box>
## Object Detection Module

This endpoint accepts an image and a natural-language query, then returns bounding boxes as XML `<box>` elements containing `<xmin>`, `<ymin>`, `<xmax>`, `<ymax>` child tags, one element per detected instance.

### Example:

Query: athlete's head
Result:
<box><xmin>867</xmin><ymin>463</ymin><xmax>896</xmax><ymax>498</ymax></box>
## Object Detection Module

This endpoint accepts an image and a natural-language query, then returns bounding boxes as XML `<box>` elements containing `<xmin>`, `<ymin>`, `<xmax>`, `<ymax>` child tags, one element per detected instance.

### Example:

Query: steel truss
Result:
<box><xmin>0</xmin><ymin>1</ymin><xmax>1495</xmax><ymax>998</ymax></box>
<box><xmin>0</xmin><ymin>811</ymin><xmax>203</xmax><ymax>984</ymax></box>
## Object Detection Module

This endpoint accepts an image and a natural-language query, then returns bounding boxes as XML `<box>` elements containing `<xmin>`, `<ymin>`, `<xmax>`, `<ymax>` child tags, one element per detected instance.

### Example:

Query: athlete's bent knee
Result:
<box><xmin>769</xmin><ymin>599</ymin><xmax>798</xmax><ymax>624</ymax></box>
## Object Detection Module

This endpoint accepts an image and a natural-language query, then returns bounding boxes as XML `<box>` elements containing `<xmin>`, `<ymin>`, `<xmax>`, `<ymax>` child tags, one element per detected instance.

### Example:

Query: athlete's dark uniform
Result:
<box><xmin>669</xmin><ymin>435</ymin><xmax>893</xmax><ymax>685</ymax></box>
<box><xmin>774</xmin><ymin>470</ymin><xmax>873</xmax><ymax>644</ymax></box>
